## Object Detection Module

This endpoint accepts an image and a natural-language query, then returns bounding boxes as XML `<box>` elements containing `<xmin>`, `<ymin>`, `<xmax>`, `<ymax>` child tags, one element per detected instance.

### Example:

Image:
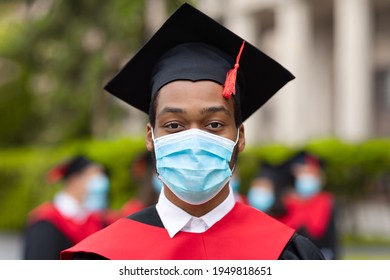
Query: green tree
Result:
<box><xmin>0</xmin><ymin>0</ymin><xmax>146</xmax><ymax>146</ymax></box>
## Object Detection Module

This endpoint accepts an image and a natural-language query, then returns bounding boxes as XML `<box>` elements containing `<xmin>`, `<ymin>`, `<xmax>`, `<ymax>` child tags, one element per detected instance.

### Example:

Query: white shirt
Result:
<box><xmin>156</xmin><ymin>187</ymin><xmax>236</xmax><ymax>238</ymax></box>
<box><xmin>53</xmin><ymin>191</ymin><xmax>89</xmax><ymax>223</ymax></box>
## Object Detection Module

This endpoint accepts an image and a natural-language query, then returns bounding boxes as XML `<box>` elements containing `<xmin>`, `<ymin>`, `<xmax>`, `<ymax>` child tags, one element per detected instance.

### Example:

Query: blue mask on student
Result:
<box><xmin>247</xmin><ymin>187</ymin><xmax>275</xmax><ymax>212</ymax></box>
<box><xmin>152</xmin><ymin>173</ymin><xmax>164</xmax><ymax>193</ymax></box>
<box><xmin>153</xmin><ymin>129</ymin><xmax>238</xmax><ymax>205</ymax></box>
<box><xmin>84</xmin><ymin>174</ymin><xmax>110</xmax><ymax>211</ymax></box>
<box><xmin>295</xmin><ymin>175</ymin><xmax>321</xmax><ymax>198</ymax></box>
<box><xmin>230</xmin><ymin>176</ymin><xmax>240</xmax><ymax>193</ymax></box>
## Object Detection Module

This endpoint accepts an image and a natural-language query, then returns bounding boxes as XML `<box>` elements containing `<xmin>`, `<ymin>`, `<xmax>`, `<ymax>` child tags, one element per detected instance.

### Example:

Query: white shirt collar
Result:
<box><xmin>156</xmin><ymin>187</ymin><xmax>235</xmax><ymax>238</ymax></box>
<box><xmin>53</xmin><ymin>191</ymin><xmax>89</xmax><ymax>222</ymax></box>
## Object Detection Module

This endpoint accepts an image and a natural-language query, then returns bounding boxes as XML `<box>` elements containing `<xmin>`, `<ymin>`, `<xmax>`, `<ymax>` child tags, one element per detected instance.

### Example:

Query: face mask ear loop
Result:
<box><xmin>234</xmin><ymin>128</ymin><xmax>240</xmax><ymax>146</ymax></box>
<box><xmin>150</xmin><ymin>128</ymin><xmax>161</xmax><ymax>180</ymax></box>
<box><xmin>229</xmin><ymin>128</ymin><xmax>241</xmax><ymax>175</ymax></box>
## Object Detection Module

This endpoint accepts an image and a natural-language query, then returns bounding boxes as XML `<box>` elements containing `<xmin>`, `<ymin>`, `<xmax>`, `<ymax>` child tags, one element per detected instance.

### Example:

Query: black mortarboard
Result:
<box><xmin>46</xmin><ymin>155</ymin><xmax>93</xmax><ymax>183</ymax></box>
<box><xmin>284</xmin><ymin>151</ymin><xmax>326</xmax><ymax>171</ymax></box>
<box><xmin>254</xmin><ymin>161</ymin><xmax>288</xmax><ymax>191</ymax></box>
<box><xmin>104</xmin><ymin>3</ymin><xmax>294</xmax><ymax>121</ymax></box>
<box><xmin>255</xmin><ymin>162</ymin><xmax>279</xmax><ymax>180</ymax></box>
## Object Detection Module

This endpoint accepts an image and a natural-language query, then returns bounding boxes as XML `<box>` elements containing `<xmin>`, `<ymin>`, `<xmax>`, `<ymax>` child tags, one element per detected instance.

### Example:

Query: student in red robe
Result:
<box><xmin>23</xmin><ymin>155</ymin><xmax>110</xmax><ymax>259</ymax></box>
<box><xmin>61</xmin><ymin>3</ymin><xmax>324</xmax><ymax>260</ymax></box>
<box><xmin>279</xmin><ymin>151</ymin><xmax>339</xmax><ymax>259</ymax></box>
<box><xmin>104</xmin><ymin>151</ymin><xmax>160</xmax><ymax>223</ymax></box>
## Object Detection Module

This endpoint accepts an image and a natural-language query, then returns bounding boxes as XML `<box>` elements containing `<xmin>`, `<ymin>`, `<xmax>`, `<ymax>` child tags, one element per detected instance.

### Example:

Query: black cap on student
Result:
<box><xmin>46</xmin><ymin>155</ymin><xmax>94</xmax><ymax>184</ymax></box>
<box><xmin>104</xmin><ymin>3</ymin><xmax>294</xmax><ymax>122</ymax></box>
<box><xmin>284</xmin><ymin>150</ymin><xmax>326</xmax><ymax>172</ymax></box>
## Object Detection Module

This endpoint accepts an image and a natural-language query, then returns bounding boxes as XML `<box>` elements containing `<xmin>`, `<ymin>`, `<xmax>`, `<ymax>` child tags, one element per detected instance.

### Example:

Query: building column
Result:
<box><xmin>273</xmin><ymin>0</ymin><xmax>313</xmax><ymax>144</ymax></box>
<box><xmin>334</xmin><ymin>0</ymin><xmax>372</xmax><ymax>141</ymax></box>
<box><xmin>144</xmin><ymin>0</ymin><xmax>167</xmax><ymax>38</ymax></box>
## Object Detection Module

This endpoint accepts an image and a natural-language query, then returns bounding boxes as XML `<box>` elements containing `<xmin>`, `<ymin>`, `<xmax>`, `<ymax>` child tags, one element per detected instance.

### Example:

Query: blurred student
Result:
<box><xmin>104</xmin><ymin>151</ymin><xmax>161</xmax><ymax>224</ymax></box>
<box><xmin>230</xmin><ymin>167</ymin><xmax>248</xmax><ymax>204</ymax></box>
<box><xmin>247</xmin><ymin>162</ymin><xmax>287</xmax><ymax>219</ymax></box>
<box><xmin>279</xmin><ymin>151</ymin><xmax>339</xmax><ymax>259</ymax></box>
<box><xmin>119</xmin><ymin>151</ymin><xmax>160</xmax><ymax>217</ymax></box>
<box><xmin>23</xmin><ymin>155</ymin><xmax>110</xmax><ymax>259</ymax></box>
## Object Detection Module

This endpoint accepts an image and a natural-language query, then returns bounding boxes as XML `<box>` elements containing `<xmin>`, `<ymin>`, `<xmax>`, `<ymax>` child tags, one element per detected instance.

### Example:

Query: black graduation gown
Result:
<box><xmin>297</xmin><ymin>205</ymin><xmax>339</xmax><ymax>260</ymax></box>
<box><xmin>64</xmin><ymin>203</ymin><xmax>324</xmax><ymax>260</ymax></box>
<box><xmin>24</xmin><ymin>220</ymin><xmax>72</xmax><ymax>260</ymax></box>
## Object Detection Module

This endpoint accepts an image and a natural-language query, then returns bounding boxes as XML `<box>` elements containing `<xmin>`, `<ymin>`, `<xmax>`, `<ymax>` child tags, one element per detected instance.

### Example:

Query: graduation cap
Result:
<box><xmin>255</xmin><ymin>161</ymin><xmax>279</xmax><ymax>180</ymax></box>
<box><xmin>46</xmin><ymin>155</ymin><xmax>94</xmax><ymax>184</ymax></box>
<box><xmin>284</xmin><ymin>151</ymin><xmax>326</xmax><ymax>173</ymax></box>
<box><xmin>104</xmin><ymin>3</ymin><xmax>294</xmax><ymax>122</ymax></box>
<box><xmin>254</xmin><ymin>161</ymin><xmax>289</xmax><ymax>190</ymax></box>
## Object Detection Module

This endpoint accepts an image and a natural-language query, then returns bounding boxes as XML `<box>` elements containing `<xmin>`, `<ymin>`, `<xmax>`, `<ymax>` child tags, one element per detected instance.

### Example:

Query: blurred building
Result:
<box><xmin>196</xmin><ymin>0</ymin><xmax>390</xmax><ymax>145</ymax></box>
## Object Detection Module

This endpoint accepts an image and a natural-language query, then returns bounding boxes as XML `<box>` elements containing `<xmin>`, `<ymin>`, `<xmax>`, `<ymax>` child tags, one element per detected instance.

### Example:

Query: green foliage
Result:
<box><xmin>0</xmin><ymin>0</ymin><xmax>147</xmax><ymax>146</ymax></box>
<box><xmin>1</xmin><ymin>137</ymin><xmax>389</xmax><ymax>230</ymax></box>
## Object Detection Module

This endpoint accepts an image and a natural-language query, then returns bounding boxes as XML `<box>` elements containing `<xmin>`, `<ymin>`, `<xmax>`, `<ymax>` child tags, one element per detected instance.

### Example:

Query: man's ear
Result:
<box><xmin>237</xmin><ymin>124</ymin><xmax>245</xmax><ymax>153</ymax></box>
<box><xmin>145</xmin><ymin>123</ymin><xmax>154</xmax><ymax>152</ymax></box>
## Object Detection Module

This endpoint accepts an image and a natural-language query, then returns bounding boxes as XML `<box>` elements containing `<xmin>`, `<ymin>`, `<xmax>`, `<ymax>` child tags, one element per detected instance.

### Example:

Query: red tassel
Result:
<box><xmin>222</xmin><ymin>41</ymin><xmax>245</xmax><ymax>99</ymax></box>
<box><xmin>46</xmin><ymin>164</ymin><xmax>68</xmax><ymax>184</ymax></box>
<box><xmin>305</xmin><ymin>155</ymin><xmax>320</xmax><ymax>171</ymax></box>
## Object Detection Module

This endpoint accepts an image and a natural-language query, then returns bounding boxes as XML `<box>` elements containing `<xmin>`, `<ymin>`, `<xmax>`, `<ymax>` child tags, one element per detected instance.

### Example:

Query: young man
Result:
<box><xmin>61</xmin><ymin>3</ymin><xmax>324</xmax><ymax>260</ymax></box>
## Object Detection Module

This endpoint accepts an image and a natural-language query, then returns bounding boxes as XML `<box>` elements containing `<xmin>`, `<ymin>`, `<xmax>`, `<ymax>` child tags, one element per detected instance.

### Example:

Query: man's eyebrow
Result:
<box><xmin>158</xmin><ymin>107</ymin><xmax>186</xmax><ymax>116</ymax></box>
<box><xmin>200</xmin><ymin>106</ymin><xmax>231</xmax><ymax>116</ymax></box>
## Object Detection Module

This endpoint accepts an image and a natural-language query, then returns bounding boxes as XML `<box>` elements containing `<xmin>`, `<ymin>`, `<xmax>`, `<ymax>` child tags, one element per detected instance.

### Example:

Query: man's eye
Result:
<box><xmin>166</xmin><ymin>122</ymin><xmax>180</xmax><ymax>129</ymax></box>
<box><xmin>207</xmin><ymin>122</ymin><xmax>222</xmax><ymax>129</ymax></box>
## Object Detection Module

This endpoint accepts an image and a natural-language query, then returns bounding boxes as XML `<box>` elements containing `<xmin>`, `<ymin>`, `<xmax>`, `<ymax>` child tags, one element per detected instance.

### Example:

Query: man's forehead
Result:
<box><xmin>153</xmin><ymin>80</ymin><xmax>237</xmax><ymax>123</ymax></box>
<box><xmin>156</xmin><ymin>80</ymin><xmax>232</xmax><ymax>103</ymax></box>
<box><xmin>157</xmin><ymin>105</ymin><xmax>232</xmax><ymax>116</ymax></box>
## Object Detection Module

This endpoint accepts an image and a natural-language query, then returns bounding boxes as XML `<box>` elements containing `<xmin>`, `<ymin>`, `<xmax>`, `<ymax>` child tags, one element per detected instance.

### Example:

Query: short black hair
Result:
<box><xmin>148</xmin><ymin>89</ymin><xmax>243</xmax><ymax>129</ymax></box>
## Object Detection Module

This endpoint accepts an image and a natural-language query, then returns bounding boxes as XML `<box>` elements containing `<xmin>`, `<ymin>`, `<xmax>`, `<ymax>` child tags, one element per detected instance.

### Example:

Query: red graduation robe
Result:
<box><xmin>27</xmin><ymin>202</ymin><xmax>105</xmax><ymax>244</ymax></box>
<box><xmin>280</xmin><ymin>192</ymin><xmax>334</xmax><ymax>239</ymax></box>
<box><xmin>61</xmin><ymin>202</ymin><xmax>295</xmax><ymax>260</ymax></box>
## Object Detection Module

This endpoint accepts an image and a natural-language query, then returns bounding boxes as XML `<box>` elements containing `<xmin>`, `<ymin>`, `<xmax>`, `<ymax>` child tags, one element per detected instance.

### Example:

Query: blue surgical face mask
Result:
<box><xmin>295</xmin><ymin>174</ymin><xmax>321</xmax><ymax>198</ymax></box>
<box><xmin>152</xmin><ymin>173</ymin><xmax>164</xmax><ymax>193</ymax></box>
<box><xmin>247</xmin><ymin>186</ymin><xmax>275</xmax><ymax>212</ymax></box>
<box><xmin>84</xmin><ymin>174</ymin><xmax>110</xmax><ymax>211</ymax></box>
<box><xmin>153</xmin><ymin>128</ymin><xmax>238</xmax><ymax>205</ymax></box>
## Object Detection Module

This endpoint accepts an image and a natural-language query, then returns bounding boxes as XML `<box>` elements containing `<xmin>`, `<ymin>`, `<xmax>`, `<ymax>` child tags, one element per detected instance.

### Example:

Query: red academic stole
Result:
<box><xmin>280</xmin><ymin>192</ymin><xmax>333</xmax><ymax>238</ymax></box>
<box><xmin>61</xmin><ymin>202</ymin><xmax>295</xmax><ymax>260</ymax></box>
<box><xmin>28</xmin><ymin>202</ymin><xmax>105</xmax><ymax>244</ymax></box>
